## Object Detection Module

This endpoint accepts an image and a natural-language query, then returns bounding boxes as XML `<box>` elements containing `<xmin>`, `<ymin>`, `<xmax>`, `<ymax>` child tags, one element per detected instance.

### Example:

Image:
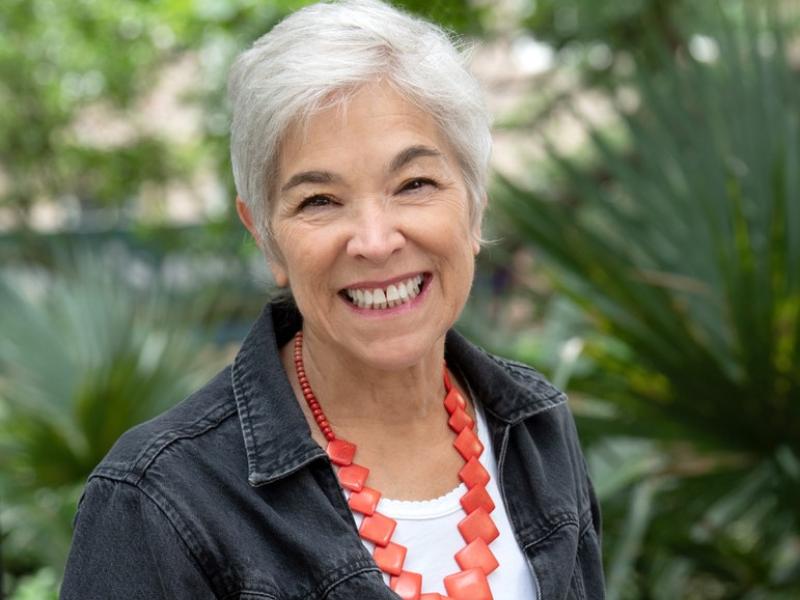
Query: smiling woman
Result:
<box><xmin>253</xmin><ymin>81</ymin><xmax>479</xmax><ymax>373</ymax></box>
<box><xmin>60</xmin><ymin>2</ymin><xmax>604</xmax><ymax>599</ymax></box>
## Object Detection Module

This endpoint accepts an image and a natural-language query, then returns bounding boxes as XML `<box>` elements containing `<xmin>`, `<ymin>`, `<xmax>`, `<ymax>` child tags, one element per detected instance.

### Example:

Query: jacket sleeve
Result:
<box><xmin>587</xmin><ymin>468</ymin><xmax>603</xmax><ymax>540</ymax></box>
<box><xmin>60</xmin><ymin>476</ymin><xmax>217</xmax><ymax>600</ymax></box>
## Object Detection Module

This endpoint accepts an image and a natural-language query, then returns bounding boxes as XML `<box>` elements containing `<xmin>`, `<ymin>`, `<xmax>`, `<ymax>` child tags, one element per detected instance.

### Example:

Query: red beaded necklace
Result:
<box><xmin>293</xmin><ymin>331</ymin><xmax>499</xmax><ymax>600</ymax></box>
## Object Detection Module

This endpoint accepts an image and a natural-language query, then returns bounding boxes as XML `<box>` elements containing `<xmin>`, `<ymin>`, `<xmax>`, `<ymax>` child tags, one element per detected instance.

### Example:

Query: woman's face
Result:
<box><xmin>269</xmin><ymin>81</ymin><xmax>480</xmax><ymax>370</ymax></box>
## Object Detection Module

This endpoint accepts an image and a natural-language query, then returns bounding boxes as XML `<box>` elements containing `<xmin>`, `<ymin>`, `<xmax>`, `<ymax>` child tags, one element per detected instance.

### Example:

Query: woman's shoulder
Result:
<box><xmin>484</xmin><ymin>351</ymin><xmax>565</xmax><ymax>399</ymax></box>
<box><xmin>446</xmin><ymin>329</ymin><xmax>568</xmax><ymax>420</ymax></box>
<box><xmin>89</xmin><ymin>365</ymin><xmax>240</xmax><ymax>486</ymax></box>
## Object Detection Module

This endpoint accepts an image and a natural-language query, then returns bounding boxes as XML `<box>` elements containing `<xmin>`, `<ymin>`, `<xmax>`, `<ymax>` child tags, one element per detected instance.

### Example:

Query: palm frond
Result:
<box><xmin>495</xmin><ymin>0</ymin><xmax>800</xmax><ymax>595</ymax></box>
<box><xmin>0</xmin><ymin>249</ymin><xmax>228</xmax><ymax>571</ymax></box>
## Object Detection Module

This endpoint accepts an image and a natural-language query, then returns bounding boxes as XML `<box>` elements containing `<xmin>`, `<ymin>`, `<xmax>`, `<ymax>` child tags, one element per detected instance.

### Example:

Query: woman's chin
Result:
<box><xmin>346</xmin><ymin>338</ymin><xmax>442</xmax><ymax>373</ymax></box>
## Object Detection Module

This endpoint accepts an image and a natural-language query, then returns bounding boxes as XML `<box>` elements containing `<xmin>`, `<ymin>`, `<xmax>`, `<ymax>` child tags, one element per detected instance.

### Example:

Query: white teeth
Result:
<box><xmin>406</xmin><ymin>276</ymin><xmax>421</xmax><ymax>298</ymax></box>
<box><xmin>373</xmin><ymin>288</ymin><xmax>387</xmax><ymax>308</ymax></box>
<box><xmin>344</xmin><ymin>274</ymin><xmax>426</xmax><ymax>310</ymax></box>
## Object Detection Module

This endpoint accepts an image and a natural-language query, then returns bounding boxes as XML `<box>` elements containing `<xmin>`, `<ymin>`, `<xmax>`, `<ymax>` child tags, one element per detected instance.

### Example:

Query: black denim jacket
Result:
<box><xmin>61</xmin><ymin>301</ymin><xmax>604</xmax><ymax>600</ymax></box>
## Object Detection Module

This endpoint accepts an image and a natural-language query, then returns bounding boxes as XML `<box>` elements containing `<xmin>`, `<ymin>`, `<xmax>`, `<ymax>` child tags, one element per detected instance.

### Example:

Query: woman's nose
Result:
<box><xmin>345</xmin><ymin>202</ymin><xmax>406</xmax><ymax>263</ymax></box>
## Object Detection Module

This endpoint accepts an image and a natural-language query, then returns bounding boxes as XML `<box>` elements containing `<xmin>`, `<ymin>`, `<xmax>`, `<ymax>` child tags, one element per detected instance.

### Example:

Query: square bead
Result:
<box><xmin>326</xmin><ymin>439</ymin><xmax>356</xmax><ymax>466</ymax></box>
<box><xmin>454</xmin><ymin>538</ymin><xmax>499</xmax><ymax>575</ymax></box>
<box><xmin>453</xmin><ymin>427</ymin><xmax>483</xmax><ymax>461</ymax></box>
<box><xmin>444</xmin><ymin>389</ymin><xmax>466</xmax><ymax>414</ymax></box>
<box><xmin>459</xmin><ymin>457</ymin><xmax>490</xmax><ymax>489</ymax></box>
<box><xmin>448</xmin><ymin>407</ymin><xmax>474</xmax><ymax>433</ymax></box>
<box><xmin>390</xmin><ymin>570</ymin><xmax>422</xmax><ymax>600</ymax></box>
<box><xmin>359</xmin><ymin>512</ymin><xmax>397</xmax><ymax>547</ymax></box>
<box><xmin>373</xmin><ymin>541</ymin><xmax>406</xmax><ymax>576</ymax></box>
<box><xmin>338</xmin><ymin>464</ymin><xmax>369</xmax><ymax>492</ymax></box>
<box><xmin>457</xmin><ymin>507</ymin><xmax>499</xmax><ymax>544</ymax></box>
<box><xmin>460</xmin><ymin>484</ymin><xmax>495</xmax><ymax>514</ymax></box>
<box><xmin>444</xmin><ymin>567</ymin><xmax>493</xmax><ymax>600</ymax></box>
<box><xmin>348</xmin><ymin>486</ymin><xmax>381</xmax><ymax>515</ymax></box>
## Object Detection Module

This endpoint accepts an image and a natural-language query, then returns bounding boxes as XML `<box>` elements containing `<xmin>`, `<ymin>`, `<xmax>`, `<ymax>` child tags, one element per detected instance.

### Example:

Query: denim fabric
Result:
<box><xmin>60</xmin><ymin>301</ymin><xmax>605</xmax><ymax>599</ymax></box>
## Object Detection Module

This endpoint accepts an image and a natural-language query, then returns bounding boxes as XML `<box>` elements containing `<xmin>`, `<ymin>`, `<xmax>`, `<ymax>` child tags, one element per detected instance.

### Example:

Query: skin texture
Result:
<box><xmin>236</xmin><ymin>81</ymin><xmax>482</xmax><ymax>499</ymax></box>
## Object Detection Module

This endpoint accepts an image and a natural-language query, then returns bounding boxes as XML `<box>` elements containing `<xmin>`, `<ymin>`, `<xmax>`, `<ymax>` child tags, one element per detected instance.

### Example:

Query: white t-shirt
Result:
<box><xmin>349</xmin><ymin>406</ymin><xmax>538</xmax><ymax>598</ymax></box>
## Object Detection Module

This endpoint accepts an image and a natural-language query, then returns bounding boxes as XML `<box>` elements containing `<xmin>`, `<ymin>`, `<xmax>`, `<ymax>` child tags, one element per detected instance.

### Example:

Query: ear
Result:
<box><xmin>236</xmin><ymin>196</ymin><xmax>260</xmax><ymax>243</ymax></box>
<box><xmin>471</xmin><ymin>194</ymin><xmax>487</xmax><ymax>256</ymax></box>
<box><xmin>268</xmin><ymin>260</ymin><xmax>289</xmax><ymax>288</ymax></box>
<box><xmin>236</xmin><ymin>196</ymin><xmax>290</xmax><ymax>288</ymax></box>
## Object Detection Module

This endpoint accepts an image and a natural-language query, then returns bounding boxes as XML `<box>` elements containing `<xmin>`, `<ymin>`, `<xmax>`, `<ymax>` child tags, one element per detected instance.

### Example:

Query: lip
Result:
<box><xmin>340</xmin><ymin>273</ymin><xmax>432</xmax><ymax>317</ymax></box>
<box><xmin>340</xmin><ymin>271</ymin><xmax>427</xmax><ymax>292</ymax></box>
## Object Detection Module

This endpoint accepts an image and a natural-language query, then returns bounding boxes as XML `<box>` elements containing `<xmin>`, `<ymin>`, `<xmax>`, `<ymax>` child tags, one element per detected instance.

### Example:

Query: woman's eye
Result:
<box><xmin>400</xmin><ymin>178</ymin><xmax>436</xmax><ymax>193</ymax></box>
<box><xmin>298</xmin><ymin>195</ymin><xmax>333</xmax><ymax>210</ymax></box>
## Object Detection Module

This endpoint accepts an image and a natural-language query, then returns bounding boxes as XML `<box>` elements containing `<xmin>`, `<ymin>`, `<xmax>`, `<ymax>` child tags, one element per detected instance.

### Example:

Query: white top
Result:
<box><xmin>348</xmin><ymin>406</ymin><xmax>538</xmax><ymax>598</ymax></box>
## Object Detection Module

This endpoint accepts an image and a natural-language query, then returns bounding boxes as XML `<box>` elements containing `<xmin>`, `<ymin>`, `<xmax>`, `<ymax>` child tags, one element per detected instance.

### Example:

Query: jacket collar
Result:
<box><xmin>232</xmin><ymin>300</ymin><xmax>565</xmax><ymax>486</ymax></box>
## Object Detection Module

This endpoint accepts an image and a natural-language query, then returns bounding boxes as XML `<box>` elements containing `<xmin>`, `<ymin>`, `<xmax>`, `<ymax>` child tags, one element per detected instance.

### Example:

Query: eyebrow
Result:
<box><xmin>280</xmin><ymin>145</ymin><xmax>444</xmax><ymax>193</ymax></box>
<box><xmin>280</xmin><ymin>170</ymin><xmax>342</xmax><ymax>193</ymax></box>
<box><xmin>387</xmin><ymin>145</ymin><xmax>444</xmax><ymax>173</ymax></box>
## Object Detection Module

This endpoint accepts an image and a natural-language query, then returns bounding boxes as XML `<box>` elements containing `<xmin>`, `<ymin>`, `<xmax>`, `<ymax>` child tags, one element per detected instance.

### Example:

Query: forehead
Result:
<box><xmin>278</xmin><ymin>81</ymin><xmax>453</xmax><ymax>178</ymax></box>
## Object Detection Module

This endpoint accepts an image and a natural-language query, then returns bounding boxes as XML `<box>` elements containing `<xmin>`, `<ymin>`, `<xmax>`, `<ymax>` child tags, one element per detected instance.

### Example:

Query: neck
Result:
<box><xmin>283</xmin><ymin>326</ymin><xmax>448</xmax><ymax>434</ymax></box>
<box><xmin>284</xmin><ymin>324</ymin><xmax>475</xmax><ymax>500</ymax></box>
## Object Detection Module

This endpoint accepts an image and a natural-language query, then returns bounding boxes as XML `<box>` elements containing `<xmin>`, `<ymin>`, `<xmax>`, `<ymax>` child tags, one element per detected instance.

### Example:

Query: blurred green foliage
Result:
<box><xmin>0</xmin><ymin>252</ymin><xmax>231</xmax><ymax>579</ymax></box>
<box><xmin>523</xmin><ymin>0</ymin><xmax>687</xmax><ymax>52</ymax></box>
<box><xmin>0</xmin><ymin>0</ymin><xmax>287</xmax><ymax>229</ymax></box>
<box><xmin>497</xmin><ymin>1</ymin><xmax>800</xmax><ymax>597</ymax></box>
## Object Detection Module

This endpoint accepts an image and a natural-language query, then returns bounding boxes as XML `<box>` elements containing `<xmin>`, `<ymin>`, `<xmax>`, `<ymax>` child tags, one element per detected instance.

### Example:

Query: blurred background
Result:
<box><xmin>1</xmin><ymin>0</ymin><xmax>799</xmax><ymax>598</ymax></box>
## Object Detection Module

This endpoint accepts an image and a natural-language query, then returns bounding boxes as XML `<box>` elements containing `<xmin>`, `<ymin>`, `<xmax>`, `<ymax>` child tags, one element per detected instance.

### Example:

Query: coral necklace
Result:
<box><xmin>293</xmin><ymin>331</ymin><xmax>499</xmax><ymax>600</ymax></box>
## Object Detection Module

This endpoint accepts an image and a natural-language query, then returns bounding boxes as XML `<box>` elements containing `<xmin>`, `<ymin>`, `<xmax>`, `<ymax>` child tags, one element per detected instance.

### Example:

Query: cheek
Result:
<box><xmin>272</xmin><ymin>225</ymin><xmax>335</xmax><ymax>292</ymax></box>
<box><xmin>436</xmin><ymin>235</ymin><xmax>477</xmax><ymax>293</ymax></box>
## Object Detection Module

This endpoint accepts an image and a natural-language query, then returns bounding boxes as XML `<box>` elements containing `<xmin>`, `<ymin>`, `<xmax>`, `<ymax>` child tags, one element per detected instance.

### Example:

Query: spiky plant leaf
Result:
<box><xmin>0</xmin><ymin>250</ymin><xmax>227</xmax><ymax>573</ymax></box>
<box><xmin>495</xmin><ymin>1</ymin><xmax>800</xmax><ymax>596</ymax></box>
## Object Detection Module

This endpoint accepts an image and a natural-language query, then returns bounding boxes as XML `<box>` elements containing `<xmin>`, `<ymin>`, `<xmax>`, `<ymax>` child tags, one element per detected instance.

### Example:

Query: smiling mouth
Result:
<box><xmin>340</xmin><ymin>274</ymin><xmax>428</xmax><ymax>310</ymax></box>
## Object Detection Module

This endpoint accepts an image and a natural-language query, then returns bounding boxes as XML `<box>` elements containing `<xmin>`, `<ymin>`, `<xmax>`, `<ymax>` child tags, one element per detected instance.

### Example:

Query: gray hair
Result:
<box><xmin>227</xmin><ymin>0</ymin><xmax>492</xmax><ymax>250</ymax></box>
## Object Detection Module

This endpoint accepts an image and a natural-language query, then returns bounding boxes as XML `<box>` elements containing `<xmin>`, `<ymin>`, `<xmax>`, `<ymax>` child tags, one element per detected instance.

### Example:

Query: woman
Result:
<box><xmin>60</xmin><ymin>1</ymin><xmax>604</xmax><ymax>599</ymax></box>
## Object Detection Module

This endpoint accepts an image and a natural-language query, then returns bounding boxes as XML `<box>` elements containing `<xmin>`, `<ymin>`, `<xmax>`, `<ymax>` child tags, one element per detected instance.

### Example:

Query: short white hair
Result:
<box><xmin>227</xmin><ymin>0</ymin><xmax>492</xmax><ymax>249</ymax></box>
